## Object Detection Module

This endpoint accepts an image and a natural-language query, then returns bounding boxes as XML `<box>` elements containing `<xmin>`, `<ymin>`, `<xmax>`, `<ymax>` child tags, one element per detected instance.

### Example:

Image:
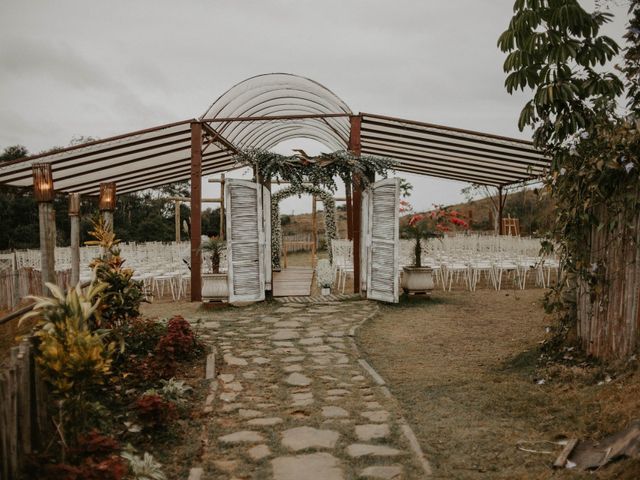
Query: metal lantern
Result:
<box><xmin>32</xmin><ymin>163</ymin><xmax>55</xmax><ymax>202</ymax></box>
<box><xmin>98</xmin><ymin>182</ymin><xmax>116</xmax><ymax>211</ymax></box>
<box><xmin>68</xmin><ymin>193</ymin><xmax>81</xmax><ymax>216</ymax></box>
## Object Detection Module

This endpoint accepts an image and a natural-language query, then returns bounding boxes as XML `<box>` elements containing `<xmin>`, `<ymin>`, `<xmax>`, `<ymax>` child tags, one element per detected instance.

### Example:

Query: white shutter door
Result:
<box><xmin>263</xmin><ymin>186</ymin><xmax>272</xmax><ymax>291</ymax></box>
<box><xmin>225</xmin><ymin>179</ymin><xmax>265</xmax><ymax>302</ymax></box>
<box><xmin>367</xmin><ymin>178</ymin><xmax>400</xmax><ymax>303</ymax></box>
<box><xmin>360</xmin><ymin>190</ymin><xmax>370</xmax><ymax>293</ymax></box>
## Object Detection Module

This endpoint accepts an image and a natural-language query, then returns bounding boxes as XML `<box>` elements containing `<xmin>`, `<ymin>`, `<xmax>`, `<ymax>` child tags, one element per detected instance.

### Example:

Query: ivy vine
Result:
<box><xmin>271</xmin><ymin>185</ymin><xmax>338</xmax><ymax>270</ymax></box>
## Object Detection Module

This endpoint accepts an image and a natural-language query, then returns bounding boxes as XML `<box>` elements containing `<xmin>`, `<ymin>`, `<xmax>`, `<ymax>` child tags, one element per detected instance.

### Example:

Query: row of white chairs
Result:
<box><xmin>328</xmin><ymin>237</ymin><xmax>560</xmax><ymax>293</ymax></box>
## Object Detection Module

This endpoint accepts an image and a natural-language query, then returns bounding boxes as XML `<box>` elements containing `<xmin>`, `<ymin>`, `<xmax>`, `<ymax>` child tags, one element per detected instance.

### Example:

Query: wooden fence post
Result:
<box><xmin>38</xmin><ymin>202</ymin><xmax>56</xmax><ymax>293</ymax></box>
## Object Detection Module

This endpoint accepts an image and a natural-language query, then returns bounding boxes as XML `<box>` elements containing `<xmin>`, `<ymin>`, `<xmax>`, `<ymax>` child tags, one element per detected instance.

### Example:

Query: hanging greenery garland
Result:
<box><xmin>271</xmin><ymin>185</ymin><xmax>337</xmax><ymax>269</ymax></box>
<box><xmin>232</xmin><ymin>149</ymin><xmax>395</xmax><ymax>192</ymax></box>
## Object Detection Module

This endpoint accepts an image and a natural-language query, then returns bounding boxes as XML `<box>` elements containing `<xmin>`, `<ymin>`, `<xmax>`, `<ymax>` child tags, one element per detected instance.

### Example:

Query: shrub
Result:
<box><xmin>22</xmin><ymin>282</ymin><xmax>115</xmax><ymax>444</ymax></box>
<box><xmin>119</xmin><ymin>317</ymin><xmax>167</xmax><ymax>356</ymax></box>
<box><xmin>145</xmin><ymin>378</ymin><xmax>193</xmax><ymax>405</ymax></box>
<box><xmin>86</xmin><ymin>217</ymin><xmax>145</xmax><ymax>329</ymax></box>
<box><xmin>121</xmin><ymin>451</ymin><xmax>166</xmax><ymax>480</ymax></box>
<box><xmin>36</xmin><ymin>431</ymin><xmax>127</xmax><ymax>480</ymax></box>
<box><xmin>135</xmin><ymin>394</ymin><xmax>177</xmax><ymax>430</ymax></box>
<box><xmin>159</xmin><ymin>316</ymin><xmax>201</xmax><ymax>359</ymax></box>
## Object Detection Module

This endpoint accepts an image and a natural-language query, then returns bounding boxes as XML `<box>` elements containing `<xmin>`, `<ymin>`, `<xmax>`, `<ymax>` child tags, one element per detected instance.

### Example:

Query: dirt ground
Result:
<box><xmin>357</xmin><ymin>289</ymin><xmax>640</xmax><ymax>479</ymax></box>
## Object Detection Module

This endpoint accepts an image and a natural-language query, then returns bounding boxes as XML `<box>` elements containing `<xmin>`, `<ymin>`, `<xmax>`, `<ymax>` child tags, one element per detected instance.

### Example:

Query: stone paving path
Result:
<box><xmin>192</xmin><ymin>300</ymin><xmax>428</xmax><ymax>479</ymax></box>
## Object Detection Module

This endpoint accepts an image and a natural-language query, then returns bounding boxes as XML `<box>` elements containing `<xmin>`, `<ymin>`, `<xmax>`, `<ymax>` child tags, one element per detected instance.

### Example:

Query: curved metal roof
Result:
<box><xmin>200</xmin><ymin>73</ymin><xmax>352</xmax><ymax>151</ymax></box>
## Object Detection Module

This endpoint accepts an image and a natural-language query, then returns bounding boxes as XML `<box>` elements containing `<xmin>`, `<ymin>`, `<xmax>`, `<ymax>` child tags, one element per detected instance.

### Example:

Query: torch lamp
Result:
<box><xmin>32</xmin><ymin>163</ymin><xmax>55</xmax><ymax>202</ymax></box>
<box><xmin>98</xmin><ymin>182</ymin><xmax>116</xmax><ymax>231</ymax></box>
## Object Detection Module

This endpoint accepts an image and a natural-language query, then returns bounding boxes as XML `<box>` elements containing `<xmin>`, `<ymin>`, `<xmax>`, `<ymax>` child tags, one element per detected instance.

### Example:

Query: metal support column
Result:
<box><xmin>345</xmin><ymin>181</ymin><xmax>353</xmax><ymax>240</ymax></box>
<box><xmin>349</xmin><ymin>115</ymin><xmax>362</xmax><ymax>294</ymax></box>
<box><xmin>175</xmin><ymin>200</ymin><xmax>181</xmax><ymax>243</ymax></box>
<box><xmin>498</xmin><ymin>186</ymin><xmax>504</xmax><ymax>235</ymax></box>
<box><xmin>190</xmin><ymin>122</ymin><xmax>203</xmax><ymax>301</ymax></box>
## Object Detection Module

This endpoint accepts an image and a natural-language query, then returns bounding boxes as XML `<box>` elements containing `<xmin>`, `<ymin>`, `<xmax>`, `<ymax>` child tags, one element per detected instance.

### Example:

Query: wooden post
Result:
<box><xmin>349</xmin><ymin>115</ymin><xmax>362</xmax><ymax>294</ymax></box>
<box><xmin>69</xmin><ymin>193</ymin><xmax>80</xmax><ymax>286</ymax></box>
<box><xmin>190</xmin><ymin>122</ymin><xmax>203</xmax><ymax>302</ymax></box>
<box><xmin>174</xmin><ymin>200</ymin><xmax>181</xmax><ymax>243</ymax></box>
<box><xmin>11</xmin><ymin>252</ymin><xmax>20</xmax><ymax>308</ymax></box>
<box><xmin>102</xmin><ymin>211</ymin><xmax>114</xmax><ymax>232</ymax></box>
<box><xmin>38</xmin><ymin>203</ymin><xmax>56</xmax><ymax>293</ymax></box>
<box><xmin>311</xmin><ymin>196</ymin><xmax>317</xmax><ymax>267</ymax></box>
<box><xmin>497</xmin><ymin>186</ymin><xmax>504</xmax><ymax>236</ymax></box>
<box><xmin>345</xmin><ymin>181</ymin><xmax>353</xmax><ymax>240</ymax></box>
<box><xmin>32</xmin><ymin>163</ymin><xmax>56</xmax><ymax>293</ymax></box>
<box><xmin>220</xmin><ymin>173</ymin><xmax>226</xmax><ymax>239</ymax></box>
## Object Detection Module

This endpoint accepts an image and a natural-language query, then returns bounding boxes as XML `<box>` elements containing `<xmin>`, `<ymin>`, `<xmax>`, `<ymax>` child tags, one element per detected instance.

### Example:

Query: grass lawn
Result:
<box><xmin>357</xmin><ymin>289</ymin><xmax>640</xmax><ymax>479</ymax></box>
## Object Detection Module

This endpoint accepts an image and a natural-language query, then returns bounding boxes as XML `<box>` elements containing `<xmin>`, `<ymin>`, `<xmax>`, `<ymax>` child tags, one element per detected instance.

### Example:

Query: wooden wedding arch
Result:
<box><xmin>0</xmin><ymin>73</ymin><xmax>549</xmax><ymax>303</ymax></box>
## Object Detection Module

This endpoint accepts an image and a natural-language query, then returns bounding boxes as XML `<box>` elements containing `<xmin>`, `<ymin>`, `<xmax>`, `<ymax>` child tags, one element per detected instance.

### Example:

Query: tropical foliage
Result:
<box><xmin>499</xmin><ymin>0</ymin><xmax>640</xmax><ymax>356</ymax></box>
<box><xmin>23</xmin><ymin>281</ymin><xmax>115</xmax><ymax>443</ymax></box>
<box><xmin>86</xmin><ymin>217</ymin><xmax>145</xmax><ymax>329</ymax></box>
<box><xmin>21</xmin><ymin>235</ymin><xmax>205</xmax><ymax>477</ymax></box>
<box><xmin>201</xmin><ymin>237</ymin><xmax>226</xmax><ymax>273</ymax></box>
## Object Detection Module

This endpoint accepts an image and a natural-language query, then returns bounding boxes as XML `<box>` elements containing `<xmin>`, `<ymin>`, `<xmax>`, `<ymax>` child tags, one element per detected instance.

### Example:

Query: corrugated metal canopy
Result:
<box><xmin>0</xmin><ymin>73</ymin><xmax>549</xmax><ymax>195</ymax></box>
<box><xmin>0</xmin><ymin>120</ymin><xmax>237</xmax><ymax>196</ymax></box>
<box><xmin>360</xmin><ymin>113</ymin><xmax>547</xmax><ymax>187</ymax></box>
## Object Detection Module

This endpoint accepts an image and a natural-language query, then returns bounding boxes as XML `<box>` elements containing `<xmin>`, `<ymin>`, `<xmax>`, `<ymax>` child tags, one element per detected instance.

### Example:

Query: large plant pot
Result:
<box><xmin>402</xmin><ymin>266</ymin><xmax>434</xmax><ymax>295</ymax></box>
<box><xmin>321</xmin><ymin>287</ymin><xmax>331</xmax><ymax>296</ymax></box>
<box><xmin>202</xmin><ymin>273</ymin><xmax>229</xmax><ymax>301</ymax></box>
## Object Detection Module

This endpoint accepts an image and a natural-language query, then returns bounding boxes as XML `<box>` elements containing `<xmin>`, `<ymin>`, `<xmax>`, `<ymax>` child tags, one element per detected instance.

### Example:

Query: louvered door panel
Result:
<box><xmin>366</xmin><ymin>178</ymin><xmax>400</xmax><ymax>303</ymax></box>
<box><xmin>263</xmin><ymin>186</ymin><xmax>272</xmax><ymax>291</ymax></box>
<box><xmin>225</xmin><ymin>179</ymin><xmax>265</xmax><ymax>302</ymax></box>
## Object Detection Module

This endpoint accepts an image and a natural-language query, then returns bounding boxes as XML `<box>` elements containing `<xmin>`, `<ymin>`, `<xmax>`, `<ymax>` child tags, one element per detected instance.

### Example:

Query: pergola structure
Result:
<box><xmin>0</xmin><ymin>73</ymin><xmax>549</xmax><ymax>301</ymax></box>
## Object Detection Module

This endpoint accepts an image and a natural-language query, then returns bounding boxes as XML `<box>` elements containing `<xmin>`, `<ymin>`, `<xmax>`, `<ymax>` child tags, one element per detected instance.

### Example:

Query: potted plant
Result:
<box><xmin>401</xmin><ymin>202</ymin><xmax>468</xmax><ymax>294</ymax></box>
<box><xmin>200</xmin><ymin>237</ymin><xmax>228</xmax><ymax>301</ymax></box>
<box><xmin>316</xmin><ymin>259</ymin><xmax>333</xmax><ymax>295</ymax></box>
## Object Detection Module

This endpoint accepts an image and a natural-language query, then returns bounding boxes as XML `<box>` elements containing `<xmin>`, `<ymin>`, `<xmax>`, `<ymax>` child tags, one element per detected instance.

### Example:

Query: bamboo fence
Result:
<box><xmin>577</xmin><ymin>199</ymin><xmax>640</xmax><ymax>360</ymax></box>
<box><xmin>0</xmin><ymin>339</ymin><xmax>50</xmax><ymax>479</ymax></box>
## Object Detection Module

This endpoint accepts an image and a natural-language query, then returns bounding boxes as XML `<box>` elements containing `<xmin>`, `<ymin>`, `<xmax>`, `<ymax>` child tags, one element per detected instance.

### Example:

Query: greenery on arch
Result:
<box><xmin>271</xmin><ymin>185</ymin><xmax>337</xmax><ymax>269</ymax></box>
<box><xmin>232</xmin><ymin>148</ymin><xmax>395</xmax><ymax>192</ymax></box>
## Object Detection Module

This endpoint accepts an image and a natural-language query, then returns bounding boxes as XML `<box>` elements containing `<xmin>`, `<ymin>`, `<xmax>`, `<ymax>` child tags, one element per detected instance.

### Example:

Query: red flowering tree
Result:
<box><xmin>401</xmin><ymin>203</ymin><xmax>469</xmax><ymax>267</ymax></box>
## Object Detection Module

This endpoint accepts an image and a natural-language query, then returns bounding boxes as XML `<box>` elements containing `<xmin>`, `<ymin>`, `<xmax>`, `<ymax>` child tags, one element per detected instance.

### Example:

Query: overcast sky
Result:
<box><xmin>0</xmin><ymin>0</ymin><xmax>629</xmax><ymax>213</ymax></box>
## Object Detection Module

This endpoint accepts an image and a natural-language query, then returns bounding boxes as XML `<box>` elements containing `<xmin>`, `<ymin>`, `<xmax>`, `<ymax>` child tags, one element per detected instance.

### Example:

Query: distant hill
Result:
<box><xmin>447</xmin><ymin>188</ymin><xmax>554</xmax><ymax>236</ymax></box>
<box><xmin>280</xmin><ymin>188</ymin><xmax>554</xmax><ymax>238</ymax></box>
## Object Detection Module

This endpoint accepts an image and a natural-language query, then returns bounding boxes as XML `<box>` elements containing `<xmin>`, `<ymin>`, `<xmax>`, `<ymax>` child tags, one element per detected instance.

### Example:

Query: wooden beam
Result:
<box><xmin>201</xmin><ymin>113</ymin><xmax>350</xmax><ymax>123</ymax></box>
<box><xmin>190</xmin><ymin>122</ymin><xmax>203</xmax><ymax>302</ymax></box>
<box><xmin>349</xmin><ymin>115</ymin><xmax>362</xmax><ymax>294</ymax></box>
<box><xmin>175</xmin><ymin>200</ymin><xmax>181</xmax><ymax>243</ymax></box>
<box><xmin>167</xmin><ymin>196</ymin><xmax>222</xmax><ymax>203</ymax></box>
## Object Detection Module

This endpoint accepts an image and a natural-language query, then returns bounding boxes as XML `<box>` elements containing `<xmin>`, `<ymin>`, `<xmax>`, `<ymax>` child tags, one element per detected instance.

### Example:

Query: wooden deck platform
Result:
<box><xmin>272</xmin><ymin>267</ymin><xmax>314</xmax><ymax>297</ymax></box>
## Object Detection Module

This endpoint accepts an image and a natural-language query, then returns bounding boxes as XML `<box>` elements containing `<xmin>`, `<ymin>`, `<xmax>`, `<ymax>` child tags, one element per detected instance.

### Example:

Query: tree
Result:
<box><xmin>499</xmin><ymin>0</ymin><xmax>640</xmax><ymax>360</ymax></box>
<box><xmin>499</xmin><ymin>0</ymin><xmax>622</xmax><ymax>148</ymax></box>
<box><xmin>0</xmin><ymin>145</ymin><xmax>28</xmax><ymax>163</ymax></box>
